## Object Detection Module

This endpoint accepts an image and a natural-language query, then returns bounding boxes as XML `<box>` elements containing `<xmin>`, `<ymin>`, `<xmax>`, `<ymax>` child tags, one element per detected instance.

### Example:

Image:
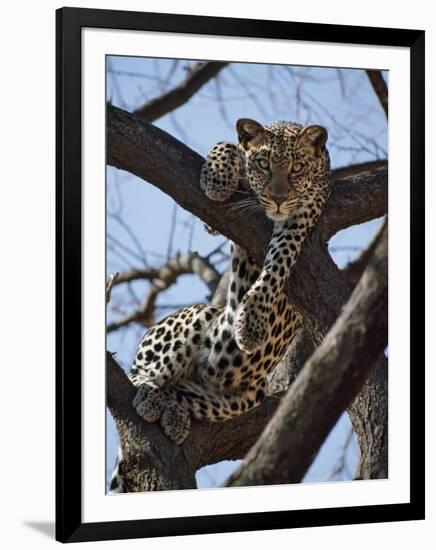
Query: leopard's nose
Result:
<box><xmin>270</xmin><ymin>194</ymin><xmax>287</xmax><ymax>206</ymax></box>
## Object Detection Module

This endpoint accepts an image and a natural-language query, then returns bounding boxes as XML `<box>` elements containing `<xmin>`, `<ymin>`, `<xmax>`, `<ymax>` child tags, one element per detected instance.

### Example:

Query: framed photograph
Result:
<box><xmin>56</xmin><ymin>7</ymin><xmax>425</xmax><ymax>543</ymax></box>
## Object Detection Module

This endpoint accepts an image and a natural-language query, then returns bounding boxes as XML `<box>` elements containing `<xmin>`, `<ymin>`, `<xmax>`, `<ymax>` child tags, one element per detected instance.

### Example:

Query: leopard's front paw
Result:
<box><xmin>234</xmin><ymin>303</ymin><xmax>267</xmax><ymax>354</ymax></box>
<box><xmin>133</xmin><ymin>384</ymin><xmax>166</xmax><ymax>423</ymax></box>
<box><xmin>200</xmin><ymin>142</ymin><xmax>240</xmax><ymax>202</ymax></box>
<box><xmin>160</xmin><ymin>400</ymin><xmax>191</xmax><ymax>445</ymax></box>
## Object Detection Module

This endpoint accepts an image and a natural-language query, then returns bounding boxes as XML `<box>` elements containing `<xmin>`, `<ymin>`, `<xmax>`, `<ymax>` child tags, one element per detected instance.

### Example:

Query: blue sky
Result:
<box><xmin>106</xmin><ymin>57</ymin><xmax>387</xmax><ymax>489</ymax></box>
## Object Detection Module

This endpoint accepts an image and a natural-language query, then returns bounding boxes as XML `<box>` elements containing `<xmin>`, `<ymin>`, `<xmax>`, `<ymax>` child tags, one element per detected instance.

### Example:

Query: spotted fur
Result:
<box><xmin>110</xmin><ymin>118</ymin><xmax>331</xmax><ymax>493</ymax></box>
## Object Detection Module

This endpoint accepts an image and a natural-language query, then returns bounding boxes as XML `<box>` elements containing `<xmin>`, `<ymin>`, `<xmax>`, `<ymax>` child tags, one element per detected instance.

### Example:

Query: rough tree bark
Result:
<box><xmin>106</xmin><ymin>104</ymin><xmax>388</xmax><ymax>487</ymax></box>
<box><xmin>107</xmin><ymin>353</ymin><xmax>284</xmax><ymax>490</ymax></box>
<box><xmin>226</xmin><ymin>222</ymin><xmax>387</xmax><ymax>486</ymax></box>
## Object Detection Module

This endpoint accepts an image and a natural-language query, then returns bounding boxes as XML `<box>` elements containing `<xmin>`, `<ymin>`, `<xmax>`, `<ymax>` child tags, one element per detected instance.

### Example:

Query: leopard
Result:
<box><xmin>109</xmin><ymin>118</ymin><xmax>331</xmax><ymax>493</ymax></box>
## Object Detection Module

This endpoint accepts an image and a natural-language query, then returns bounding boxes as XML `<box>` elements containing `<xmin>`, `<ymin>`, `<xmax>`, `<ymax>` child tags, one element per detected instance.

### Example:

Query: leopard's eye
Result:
<box><xmin>291</xmin><ymin>162</ymin><xmax>304</xmax><ymax>173</ymax></box>
<box><xmin>256</xmin><ymin>158</ymin><xmax>270</xmax><ymax>171</ymax></box>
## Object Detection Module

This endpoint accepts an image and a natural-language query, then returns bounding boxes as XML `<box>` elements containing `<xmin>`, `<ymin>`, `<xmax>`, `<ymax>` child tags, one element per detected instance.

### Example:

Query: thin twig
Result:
<box><xmin>106</xmin><ymin>272</ymin><xmax>120</xmax><ymax>304</ymax></box>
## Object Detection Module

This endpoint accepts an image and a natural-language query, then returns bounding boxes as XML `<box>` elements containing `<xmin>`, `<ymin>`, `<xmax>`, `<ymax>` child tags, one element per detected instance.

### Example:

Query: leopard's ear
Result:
<box><xmin>299</xmin><ymin>125</ymin><xmax>328</xmax><ymax>156</ymax></box>
<box><xmin>236</xmin><ymin>118</ymin><xmax>265</xmax><ymax>150</ymax></box>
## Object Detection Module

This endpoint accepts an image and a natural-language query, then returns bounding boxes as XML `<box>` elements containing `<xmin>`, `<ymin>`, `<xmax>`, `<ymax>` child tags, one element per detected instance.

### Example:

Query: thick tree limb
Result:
<box><xmin>107</xmin><ymin>352</ymin><xmax>197</xmax><ymax>491</ymax></box>
<box><xmin>332</xmin><ymin>159</ymin><xmax>387</xmax><ymax>180</ymax></box>
<box><xmin>107</xmin><ymin>105</ymin><xmax>387</xmax><ymax>247</ymax></box>
<box><xmin>349</xmin><ymin>354</ymin><xmax>388</xmax><ymax>479</ymax></box>
<box><xmin>106</xmin><ymin>103</ymin><xmax>387</xmax><ymax>336</ymax></box>
<box><xmin>107</xmin><ymin>352</ymin><xmax>282</xmax><ymax>489</ymax></box>
<box><xmin>267</xmin><ymin>327</ymin><xmax>315</xmax><ymax>395</ymax></box>
<box><xmin>107</xmin><ymin>311</ymin><xmax>316</xmax><ymax>482</ymax></box>
<box><xmin>225</xmin><ymin>222</ymin><xmax>388</xmax><ymax>487</ymax></box>
<box><xmin>133</xmin><ymin>62</ymin><xmax>229</xmax><ymax>122</ymax></box>
<box><xmin>107</xmin><ymin>218</ymin><xmax>387</xmax><ymax>486</ymax></box>
<box><xmin>107</xmin><ymin>105</ymin><xmax>388</xmax><ymax>482</ymax></box>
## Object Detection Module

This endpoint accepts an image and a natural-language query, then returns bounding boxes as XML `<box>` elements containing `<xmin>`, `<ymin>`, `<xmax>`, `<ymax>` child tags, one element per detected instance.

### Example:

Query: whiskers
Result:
<box><xmin>281</xmin><ymin>197</ymin><xmax>299</xmax><ymax>212</ymax></box>
<box><xmin>259</xmin><ymin>195</ymin><xmax>274</xmax><ymax>208</ymax></box>
<box><xmin>229</xmin><ymin>197</ymin><xmax>264</xmax><ymax>217</ymax></box>
<box><xmin>232</xmin><ymin>188</ymin><xmax>254</xmax><ymax>196</ymax></box>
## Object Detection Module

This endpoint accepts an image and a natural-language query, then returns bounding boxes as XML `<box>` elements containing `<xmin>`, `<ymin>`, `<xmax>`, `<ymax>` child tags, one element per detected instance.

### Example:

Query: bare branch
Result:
<box><xmin>225</xmin><ymin>221</ymin><xmax>388</xmax><ymax>487</ymax></box>
<box><xmin>211</xmin><ymin>270</ymin><xmax>230</xmax><ymax>308</ymax></box>
<box><xmin>366</xmin><ymin>70</ymin><xmax>388</xmax><ymax>119</ymax></box>
<box><xmin>107</xmin><ymin>252</ymin><xmax>221</xmax><ymax>332</ymax></box>
<box><xmin>110</xmin><ymin>266</ymin><xmax>160</xmax><ymax>285</ymax></box>
<box><xmin>133</xmin><ymin>62</ymin><xmax>229</xmax><ymax>122</ymax></box>
<box><xmin>105</xmin><ymin>272</ymin><xmax>120</xmax><ymax>304</ymax></box>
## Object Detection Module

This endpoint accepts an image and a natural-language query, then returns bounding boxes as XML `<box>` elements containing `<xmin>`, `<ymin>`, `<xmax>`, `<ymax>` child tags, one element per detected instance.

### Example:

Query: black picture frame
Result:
<box><xmin>56</xmin><ymin>7</ymin><xmax>425</xmax><ymax>543</ymax></box>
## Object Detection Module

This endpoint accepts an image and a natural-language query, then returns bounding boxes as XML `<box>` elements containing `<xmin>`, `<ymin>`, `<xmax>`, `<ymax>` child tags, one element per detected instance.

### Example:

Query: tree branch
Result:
<box><xmin>133</xmin><ymin>62</ymin><xmax>229</xmax><ymax>122</ymax></box>
<box><xmin>107</xmin><ymin>104</ymin><xmax>389</xmax><ymax>482</ymax></box>
<box><xmin>107</xmin><ymin>351</ymin><xmax>282</xmax><ymax>486</ymax></box>
<box><xmin>366</xmin><ymin>70</ymin><xmax>388</xmax><ymax>119</ymax></box>
<box><xmin>349</xmin><ymin>354</ymin><xmax>388</xmax><ymax>480</ymax></box>
<box><xmin>107</xmin><ymin>352</ymin><xmax>197</xmax><ymax>491</ymax></box>
<box><xmin>105</xmin><ymin>272</ymin><xmax>119</xmax><ymax>304</ymax></box>
<box><xmin>331</xmin><ymin>159</ymin><xmax>387</xmax><ymax>180</ymax></box>
<box><xmin>225</xmin><ymin>221</ymin><xmax>388</xmax><ymax>487</ymax></box>
<box><xmin>107</xmin><ymin>251</ymin><xmax>221</xmax><ymax>332</ymax></box>
<box><xmin>107</xmin><ymin>104</ymin><xmax>387</xmax><ymax>245</ymax></box>
<box><xmin>267</xmin><ymin>327</ymin><xmax>315</xmax><ymax>394</ymax></box>
<box><xmin>110</xmin><ymin>266</ymin><xmax>160</xmax><ymax>285</ymax></box>
<box><xmin>107</xmin><ymin>288</ymin><xmax>318</xmax><ymax>482</ymax></box>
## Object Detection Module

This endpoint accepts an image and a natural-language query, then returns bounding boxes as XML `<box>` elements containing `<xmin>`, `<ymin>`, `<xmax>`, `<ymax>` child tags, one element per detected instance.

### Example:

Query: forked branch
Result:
<box><xmin>225</xmin><ymin>221</ymin><xmax>388</xmax><ymax>486</ymax></box>
<box><xmin>106</xmin><ymin>104</ymin><xmax>389</xmax><ymax>482</ymax></box>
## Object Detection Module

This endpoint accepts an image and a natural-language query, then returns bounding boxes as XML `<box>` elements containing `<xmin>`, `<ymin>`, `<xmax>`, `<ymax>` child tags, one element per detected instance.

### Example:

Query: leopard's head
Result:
<box><xmin>237</xmin><ymin>118</ymin><xmax>330</xmax><ymax>222</ymax></box>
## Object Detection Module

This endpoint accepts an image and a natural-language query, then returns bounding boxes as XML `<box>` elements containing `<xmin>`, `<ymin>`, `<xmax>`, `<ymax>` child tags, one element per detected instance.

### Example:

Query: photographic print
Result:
<box><xmin>105</xmin><ymin>57</ymin><xmax>388</xmax><ymax>493</ymax></box>
<box><xmin>56</xmin><ymin>8</ymin><xmax>424</xmax><ymax>542</ymax></box>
